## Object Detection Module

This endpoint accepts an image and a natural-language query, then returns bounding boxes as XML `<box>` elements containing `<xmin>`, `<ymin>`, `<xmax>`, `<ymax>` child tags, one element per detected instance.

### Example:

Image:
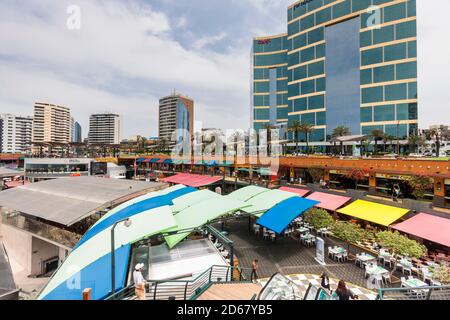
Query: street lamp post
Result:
<box><xmin>111</xmin><ymin>218</ymin><xmax>132</xmax><ymax>296</ymax></box>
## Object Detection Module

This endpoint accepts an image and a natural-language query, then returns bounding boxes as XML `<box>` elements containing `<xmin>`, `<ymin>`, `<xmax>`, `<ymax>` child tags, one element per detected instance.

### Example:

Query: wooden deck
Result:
<box><xmin>196</xmin><ymin>283</ymin><xmax>261</xmax><ymax>300</ymax></box>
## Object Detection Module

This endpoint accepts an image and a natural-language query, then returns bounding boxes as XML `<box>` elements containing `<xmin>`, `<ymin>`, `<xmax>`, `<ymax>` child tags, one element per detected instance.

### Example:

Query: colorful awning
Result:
<box><xmin>257</xmin><ymin>197</ymin><xmax>319</xmax><ymax>234</ymax></box>
<box><xmin>279</xmin><ymin>187</ymin><xmax>310</xmax><ymax>198</ymax></box>
<box><xmin>163</xmin><ymin>159</ymin><xmax>173</xmax><ymax>164</ymax></box>
<box><xmin>227</xmin><ymin>186</ymin><xmax>270</xmax><ymax>202</ymax></box>
<box><xmin>241</xmin><ymin>189</ymin><xmax>297</xmax><ymax>216</ymax></box>
<box><xmin>337</xmin><ymin>200</ymin><xmax>410</xmax><ymax>227</ymax></box>
<box><xmin>392</xmin><ymin>213</ymin><xmax>450</xmax><ymax>248</ymax></box>
<box><xmin>171</xmin><ymin>189</ymin><xmax>221</xmax><ymax>214</ymax></box>
<box><xmin>161</xmin><ymin>173</ymin><xmax>223</xmax><ymax>187</ymax></box>
<box><xmin>306</xmin><ymin>192</ymin><xmax>352</xmax><ymax>211</ymax></box>
<box><xmin>39</xmin><ymin>205</ymin><xmax>177</xmax><ymax>300</ymax></box>
<box><xmin>149</xmin><ymin>158</ymin><xmax>160</xmax><ymax>163</ymax></box>
<box><xmin>73</xmin><ymin>185</ymin><xmax>196</xmax><ymax>249</ymax></box>
<box><xmin>135</xmin><ymin>158</ymin><xmax>146</xmax><ymax>164</ymax></box>
<box><xmin>165</xmin><ymin>198</ymin><xmax>250</xmax><ymax>248</ymax></box>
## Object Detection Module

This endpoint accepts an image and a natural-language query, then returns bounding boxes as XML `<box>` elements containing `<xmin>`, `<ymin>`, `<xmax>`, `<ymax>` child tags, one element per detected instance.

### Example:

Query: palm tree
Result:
<box><xmin>382</xmin><ymin>134</ymin><xmax>395</xmax><ymax>153</ymax></box>
<box><xmin>407</xmin><ymin>134</ymin><xmax>424</xmax><ymax>154</ymax></box>
<box><xmin>331</xmin><ymin>126</ymin><xmax>350</xmax><ymax>155</ymax></box>
<box><xmin>425</xmin><ymin>126</ymin><xmax>449</xmax><ymax>157</ymax></box>
<box><xmin>371</xmin><ymin>129</ymin><xmax>385</xmax><ymax>154</ymax></box>
<box><xmin>299</xmin><ymin>122</ymin><xmax>315</xmax><ymax>154</ymax></box>
<box><xmin>288</xmin><ymin>120</ymin><xmax>302</xmax><ymax>154</ymax></box>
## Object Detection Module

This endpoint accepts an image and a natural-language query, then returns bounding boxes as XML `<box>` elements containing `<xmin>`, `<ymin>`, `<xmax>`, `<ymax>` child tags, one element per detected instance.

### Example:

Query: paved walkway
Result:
<box><xmin>258</xmin><ymin>274</ymin><xmax>378</xmax><ymax>300</ymax></box>
<box><xmin>223</xmin><ymin>219</ymin><xmax>394</xmax><ymax>290</ymax></box>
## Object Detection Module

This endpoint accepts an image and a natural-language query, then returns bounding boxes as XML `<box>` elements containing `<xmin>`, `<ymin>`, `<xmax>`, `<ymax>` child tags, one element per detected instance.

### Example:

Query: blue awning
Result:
<box><xmin>136</xmin><ymin>158</ymin><xmax>146</xmax><ymax>164</ymax></box>
<box><xmin>256</xmin><ymin>197</ymin><xmax>319</xmax><ymax>234</ymax></box>
<box><xmin>163</xmin><ymin>159</ymin><xmax>173</xmax><ymax>164</ymax></box>
<box><xmin>149</xmin><ymin>158</ymin><xmax>160</xmax><ymax>163</ymax></box>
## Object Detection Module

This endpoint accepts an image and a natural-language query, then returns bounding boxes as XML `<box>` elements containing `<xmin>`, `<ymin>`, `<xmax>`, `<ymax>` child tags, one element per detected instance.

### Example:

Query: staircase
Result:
<box><xmin>196</xmin><ymin>283</ymin><xmax>261</xmax><ymax>300</ymax></box>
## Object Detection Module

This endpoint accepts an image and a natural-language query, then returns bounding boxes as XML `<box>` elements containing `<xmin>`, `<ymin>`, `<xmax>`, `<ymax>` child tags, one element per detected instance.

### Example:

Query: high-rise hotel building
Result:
<box><xmin>88</xmin><ymin>113</ymin><xmax>122</xmax><ymax>145</ymax></box>
<box><xmin>252</xmin><ymin>0</ymin><xmax>418</xmax><ymax>147</ymax></box>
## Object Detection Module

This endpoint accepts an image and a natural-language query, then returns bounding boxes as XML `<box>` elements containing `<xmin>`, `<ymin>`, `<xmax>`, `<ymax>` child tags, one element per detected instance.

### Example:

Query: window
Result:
<box><xmin>374</xmin><ymin>65</ymin><xmax>395</xmax><ymax>83</ymax></box>
<box><xmin>361</xmin><ymin>107</ymin><xmax>373</xmax><ymax>122</ymax></box>
<box><xmin>362</xmin><ymin>86</ymin><xmax>384</xmax><ymax>104</ymax></box>
<box><xmin>374</xmin><ymin>105</ymin><xmax>395</xmax><ymax>122</ymax></box>
<box><xmin>385</xmin><ymin>83</ymin><xmax>407</xmax><ymax>101</ymax></box>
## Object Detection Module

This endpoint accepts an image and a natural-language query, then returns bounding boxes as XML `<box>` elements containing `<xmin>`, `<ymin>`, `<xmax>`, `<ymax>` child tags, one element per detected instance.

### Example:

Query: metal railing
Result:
<box><xmin>377</xmin><ymin>285</ymin><xmax>450</xmax><ymax>300</ymax></box>
<box><xmin>106</xmin><ymin>265</ymin><xmax>253</xmax><ymax>301</ymax></box>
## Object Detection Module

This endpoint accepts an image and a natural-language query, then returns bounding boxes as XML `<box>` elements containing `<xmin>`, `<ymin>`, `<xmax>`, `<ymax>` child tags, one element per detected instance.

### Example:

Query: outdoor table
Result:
<box><xmin>366</xmin><ymin>265</ymin><xmax>389</xmax><ymax>276</ymax></box>
<box><xmin>330</xmin><ymin>247</ymin><xmax>346</xmax><ymax>255</ymax></box>
<box><xmin>399</xmin><ymin>259</ymin><xmax>413</xmax><ymax>271</ymax></box>
<box><xmin>297</xmin><ymin>227</ymin><xmax>309</xmax><ymax>234</ymax></box>
<box><xmin>403</xmin><ymin>278</ymin><xmax>428</xmax><ymax>288</ymax></box>
<box><xmin>359</xmin><ymin>253</ymin><xmax>376</xmax><ymax>263</ymax></box>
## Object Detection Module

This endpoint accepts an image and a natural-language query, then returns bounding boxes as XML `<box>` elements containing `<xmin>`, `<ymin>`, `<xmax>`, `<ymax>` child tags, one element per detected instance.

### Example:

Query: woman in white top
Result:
<box><xmin>133</xmin><ymin>263</ymin><xmax>146</xmax><ymax>300</ymax></box>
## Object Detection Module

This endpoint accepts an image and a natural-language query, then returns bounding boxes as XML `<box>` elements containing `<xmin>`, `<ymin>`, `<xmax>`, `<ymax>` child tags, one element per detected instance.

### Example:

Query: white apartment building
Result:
<box><xmin>0</xmin><ymin>114</ymin><xmax>33</xmax><ymax>154</ymax></box>
<box><xmin>88</xmin><ymin>113</ymin><xmax>122</xmax><ymax>145</ymax></box>
<box><xmin>32</xmin><ymin>103</ymin><xmax>71</xmax><ymax>149</ymax></box>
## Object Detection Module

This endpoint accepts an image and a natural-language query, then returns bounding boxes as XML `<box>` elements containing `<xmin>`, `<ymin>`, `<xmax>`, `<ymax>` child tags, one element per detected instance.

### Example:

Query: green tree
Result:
<box><xmin>299</xmin><ymin>122</ymin><xmax>315</xmax><ymax>154</ymax></box>
<box><xmin>331</xmin><ymin>221</ymin><xmax>373</xmax><ymax>251</ymax></box>
<box><xmin>304</xmin><ymin>208</ymin><xmax>334</xmax><ymax>230</ymax></box>
<box><xmin>288</xmin><ymin>120</ymin><xmax>302</xmax><ymax>154</ymax></box>
<box><xmin>408</xmin><ymin>134</ymin><xmax>425</xmax><ymax>154</ymax></box>
<box><xmin>308</xmin><ymin>168</ymin><xmax>324</xmax><ymax>183</ymax></box>
<box><xmin>371</xmin><ymin>129</ymin><xmax>385</xmax><ymax>154</ymax></box>
<box><xmin>346</xmin><ymin>168</ymin><xmax>369</xmax><ymax>190</ymax></box>
<box><xmin>433</xmin><ymin>264</ymin><xmax>450</xmax><ymax>284</ymax></box>
<box><xmin>331</xmin><ymin>126</ymin><xmax>350</xmax><ymax>155</ymax></box>
<box><xmin>376</xmin><ymin>230</ymin><xmax>427</xmax><ymax>276</ymax></box>
<box><xmin>263</xmin><ymin>124</ymin><xmax>277</xmax><ymax>156</ymax></box>
<box><xmin>406</xmin><ymin>175</ymin><xmax>433</xmax><ymax>199</ymax></box>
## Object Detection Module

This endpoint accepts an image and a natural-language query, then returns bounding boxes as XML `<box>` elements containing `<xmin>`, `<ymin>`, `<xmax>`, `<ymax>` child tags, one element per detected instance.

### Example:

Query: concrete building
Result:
<box><xmin>252</xmin><ymin>0</ymin><xmax>418</xmax><ymax>150</ymax></box>
<box><xmin>32</xmin><ymin>103</ymin><xmax>71</xmax><ymax>151</ymax></box>
<box><xmin>88</xmin><ymin>113</ymin><xmax>121</xmax><ymax>145</ymax></box>
<box><xmin>158</xmin><ymin>93</ymin><xmax>194</xmax><ymax>149</ymax></box>
<box><xmin>24</xmin><ymin>158</ymin><xmax>95</xmax><ymax>181</ymax></box>
<box><xmin>0</xmin><ymin>114</ymin><xmax>33</xmax><ymax>154</ymax></box>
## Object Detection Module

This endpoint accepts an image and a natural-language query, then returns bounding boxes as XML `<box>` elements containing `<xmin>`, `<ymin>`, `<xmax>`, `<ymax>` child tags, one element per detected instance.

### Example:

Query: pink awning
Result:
<box><xmin>306</xmin><ymin>192</ymin><xmax>352</xmax><ymax>211</ymax></box>
<box><xmin>161</xmin><ymin>173</ymin><xmax>223</xmax><ymax>188</ymax></box>
<box><xmin>279</xmin><ymin>187</ymin><xmax>310</xmax><ymax>197</ymax></box>
<box><xmin>392</xmin><ymin>213</ymin><xmax>450</xmax><ymax>248</ymax></box>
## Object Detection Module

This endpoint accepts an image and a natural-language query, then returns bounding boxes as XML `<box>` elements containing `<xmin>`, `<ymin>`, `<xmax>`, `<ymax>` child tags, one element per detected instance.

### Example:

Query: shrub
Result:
<box><xmin>304</xmin><ymin>208</ymin><xmax>334</xmax><ymax>230</ymax></box>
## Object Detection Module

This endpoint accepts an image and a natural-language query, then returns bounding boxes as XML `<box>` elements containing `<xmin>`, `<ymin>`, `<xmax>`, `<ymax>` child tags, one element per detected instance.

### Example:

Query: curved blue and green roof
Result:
<box><xmin>38</xmin><ymin>185</ymin><xmax>318</xmax><ymax>300</ymax></box>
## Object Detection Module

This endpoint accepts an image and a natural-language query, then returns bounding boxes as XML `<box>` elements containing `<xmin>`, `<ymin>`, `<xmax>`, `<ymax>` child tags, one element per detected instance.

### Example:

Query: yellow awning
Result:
<box><xmin>337</xmin><ymin>200</ymin><xmax>410</xmax><ymax>227</ymax></box>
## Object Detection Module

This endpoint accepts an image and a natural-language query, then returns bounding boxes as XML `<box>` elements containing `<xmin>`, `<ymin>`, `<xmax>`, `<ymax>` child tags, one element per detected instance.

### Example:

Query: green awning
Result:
<box><xmin>241</xmin><ymin>189</ymin><xmax>297</xmax><ymax>216</ymax></box>
<box><xmin>171</xmin><ymin>190</ymin><xmax>222</xmax><ymax>214</ymax></box>
<box><xmin>226</xmin><ymin>186</ymin><xmax>270</xmax><ymax>202</ymax></box>
<box><xmin>165</xmin><ymin>198</ymin><xmax>250</xmax><ymax>248</ymax></box>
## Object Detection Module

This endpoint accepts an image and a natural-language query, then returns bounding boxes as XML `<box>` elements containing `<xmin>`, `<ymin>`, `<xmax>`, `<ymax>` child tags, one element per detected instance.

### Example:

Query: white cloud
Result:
<box><xmin>192</xmin><ymin>32</ymin><xmax>228</xmax><ymax>50</ymax></box>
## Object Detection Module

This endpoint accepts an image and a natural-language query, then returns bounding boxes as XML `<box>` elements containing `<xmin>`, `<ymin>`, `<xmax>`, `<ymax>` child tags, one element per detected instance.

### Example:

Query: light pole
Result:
<box><xmin>111</xmin><ymin>218</ymin><xmax>132</xmax><ymax>295</ymax></box>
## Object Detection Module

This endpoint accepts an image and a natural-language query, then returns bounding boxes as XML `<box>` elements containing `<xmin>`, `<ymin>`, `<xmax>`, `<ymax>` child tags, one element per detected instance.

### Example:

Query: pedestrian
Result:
<box><xmin>133</xmin><ymin>263</ymin><xmax>146</xmax><ymax>300</ymax></box>
<box><xmin>251</xmin><ymin>259</ymin><xmax>259</xmax><ymax>283</ymax></box>
<box><xmin>335</xmin><ymin>280</ymin><xmax>358</xmax><ymax>300</ymax></box>
<box><xmin>320</xmin><ymin>272</ymin><xmax>331</xmax><ymax>292</ymax></box>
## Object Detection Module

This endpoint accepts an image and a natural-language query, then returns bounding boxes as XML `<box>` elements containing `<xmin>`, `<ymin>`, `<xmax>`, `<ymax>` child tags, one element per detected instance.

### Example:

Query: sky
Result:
<box><xmin>0</xmin><ymin>0</ymin><xmax>448</xmax><ymax>139</ymax></box>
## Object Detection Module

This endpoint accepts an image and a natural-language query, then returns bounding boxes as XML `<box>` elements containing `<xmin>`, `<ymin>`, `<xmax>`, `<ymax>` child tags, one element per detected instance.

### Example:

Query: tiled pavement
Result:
<box><xmin>258</xmin><ymin>274</ymin><xmax>378</xmax><ymax>300</ymax></box>
<box><xmin>221</xmin><ymin>219</ymin><xmax>395</xmax><ymax>290</ymax></box>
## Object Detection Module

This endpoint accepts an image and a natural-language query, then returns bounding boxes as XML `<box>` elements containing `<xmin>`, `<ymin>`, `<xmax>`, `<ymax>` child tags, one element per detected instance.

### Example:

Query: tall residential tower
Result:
<box><xmin>252</xmin><ymin>0</ymin><xmax>418</xmax><ymax>149</ymax></box>
<box><xmin>158</xmin><ymin>93</ymin><xmax>194</xmax><ymax>149</ymax></box>
<box><xmin>88</xmin><ymin>113</ymin><xmax>122</xmax><ymax>145</ymax></box>
<box><xmin>0</xmin><ymin>114</ymin><xmax>33</xmax><ymax>154</ymax></box>
<box><xmin>32</xmin><ymin>102</ymin><xmax>71</xmax><ymax>148</ymax></box>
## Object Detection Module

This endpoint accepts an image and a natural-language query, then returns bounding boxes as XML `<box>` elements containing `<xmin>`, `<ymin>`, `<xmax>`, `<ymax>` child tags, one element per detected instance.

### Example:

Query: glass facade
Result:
<box><xmin>252</xmin><ymin>0</ymin><xmax>418</xmax><ymax>144</ymax></box>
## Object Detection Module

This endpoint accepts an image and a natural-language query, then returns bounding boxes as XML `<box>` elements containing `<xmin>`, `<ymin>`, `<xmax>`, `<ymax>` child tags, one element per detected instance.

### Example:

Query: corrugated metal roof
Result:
<box><xmin>0</xmin><ymin>177</ymin><xmax>166</xmax><ymax>226</ymax></box>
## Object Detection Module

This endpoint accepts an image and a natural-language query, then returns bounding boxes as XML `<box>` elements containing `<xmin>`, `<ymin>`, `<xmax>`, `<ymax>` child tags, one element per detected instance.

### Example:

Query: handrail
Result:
<box><xmin>106</xmin><ymin>264</ymin><xmax>253</xmax><ymax>300</ymax></box>
<box><xmin>377</xmin><ymin>285</ymin><xmax>450</xmax><ymax>300</ymax></box>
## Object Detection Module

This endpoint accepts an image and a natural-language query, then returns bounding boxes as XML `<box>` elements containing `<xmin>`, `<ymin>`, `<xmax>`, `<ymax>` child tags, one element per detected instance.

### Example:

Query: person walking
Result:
<box><xmin>335</xmin><ymin>280</ymin><xmax>358</xmax><ymax>300</ymax></box>
<box><xmin>133</xmin><ymin>263</ymin><xmax>146</xmax><ymax>300</ymax></box>
<box><xmin>320</xmin><ymin>272</ymin><xmax>331</xmax><ymax>292</ymax></box>
<box><xmin>251</xmin><ymin>259</ymin><xmax>259</xmax><ymax>283</ymax></box>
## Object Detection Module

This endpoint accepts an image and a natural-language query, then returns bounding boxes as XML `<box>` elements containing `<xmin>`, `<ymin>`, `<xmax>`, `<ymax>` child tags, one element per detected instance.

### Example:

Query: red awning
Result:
<box><xmin>157</xmin><ymin>159</ymin><xmax>166</xmax><ymax>163</ymax></box>
<box><xmin>306</xmin><ymin>192</ymin><xmax>352</xmax><ymax>211</ymax></box>
<box><xmin>278</xmin><ymin>187</ymin><xmax>310</xmax><ymax>197</ymax></box>
<box><xmin>392</xmin><ymin>213</ymin><xmax>450</xmax><ymax>248</ymax></box>
<box><xmin>161</xmin><ymin>173</ymin><xmax>223</xmax><ymax>187</ymax></box>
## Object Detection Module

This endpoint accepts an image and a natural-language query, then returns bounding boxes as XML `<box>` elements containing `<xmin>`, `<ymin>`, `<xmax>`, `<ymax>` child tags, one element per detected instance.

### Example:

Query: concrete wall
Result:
<box><xmin>0</xmin><ymin>224</ymin><xmax>32</xmax><ymax>274</ymax></box>
<box><xmin>30</xmin><ymin>237</ymin><xmax>60</xmax><ymax>276</ymax></box>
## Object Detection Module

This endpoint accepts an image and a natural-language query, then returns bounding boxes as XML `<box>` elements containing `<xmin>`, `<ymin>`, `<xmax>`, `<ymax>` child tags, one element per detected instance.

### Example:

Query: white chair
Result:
<box><xmin>382</xmin><ymin>273</ymin><xmax>391</xmax><ymax>284</ymax></box>
<box><xmin>364</xmin><ymin>265</ymin><xmax>370</xmax><ymax>279</ymax></box>
<box><xmin>270</xmin><ymin>233</ymin><xmax>276</xmax><ymax>242</ymax></box>
<box><xmin>328</xmin><ymin>247</ymin><xmax>334</xmax><ymax>259</ymax></box>
<box><xmin>400</xmin><ymin>277</ymin><xmax>406</xmax><ymax>287</ymax></box>
<box><xmin>374</xmin><ymin>274</ymin><xmax>384</xmax><ymax>288</ymax></box>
